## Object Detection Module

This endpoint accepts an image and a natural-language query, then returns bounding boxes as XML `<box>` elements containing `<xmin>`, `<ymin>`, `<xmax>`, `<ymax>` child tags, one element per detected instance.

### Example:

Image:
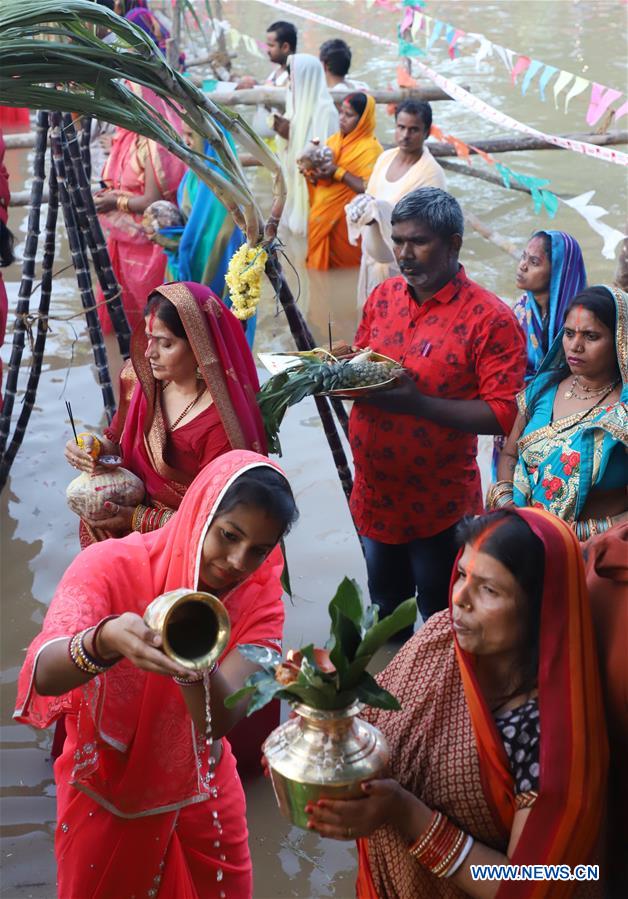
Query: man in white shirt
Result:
<box><xmin>319</xmin><ymin>39</ymin><xmax>369</xmax><ymax>94</ymax></box>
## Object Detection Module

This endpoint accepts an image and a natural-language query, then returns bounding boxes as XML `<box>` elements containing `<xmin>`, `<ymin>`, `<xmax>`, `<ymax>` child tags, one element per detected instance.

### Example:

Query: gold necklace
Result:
<box><xmin>163</xmin><ymin>384</ymin><xmax>206</xmax><ymax>432</ymax></box>
<box><xmin>564</xmin><ymin>375</ymin><xmax>619</xmax><ymax>400</ymax></box>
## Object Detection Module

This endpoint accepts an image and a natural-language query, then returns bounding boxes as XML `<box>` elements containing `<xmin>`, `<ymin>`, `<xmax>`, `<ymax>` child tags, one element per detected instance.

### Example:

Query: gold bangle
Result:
<box><xmin>132</xmin><ymin>504</ymin><xmax>148</xmax><ymax>532</ymax></box>
<box><xmin>333</xmin><ymin>166</ymin><xmax>347</xmax><ymax>182</ymax></box>
<box><xmin>116</xmin><ymin>194</ymin><xmax>131</xmax><ymax>213</ymax></box>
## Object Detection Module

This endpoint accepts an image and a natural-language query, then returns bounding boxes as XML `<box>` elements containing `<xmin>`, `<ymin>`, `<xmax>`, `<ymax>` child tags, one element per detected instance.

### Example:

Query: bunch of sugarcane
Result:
<box><xmin>259</xmin><ymin>353</ymin><xmax>399</xmax><ymax>454</ymax></box>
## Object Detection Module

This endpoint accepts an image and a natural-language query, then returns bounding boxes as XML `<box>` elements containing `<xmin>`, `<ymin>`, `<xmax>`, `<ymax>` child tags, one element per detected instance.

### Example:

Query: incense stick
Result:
<box><xmin>328</xmin><ymin>314</ymin><xmax>333</xmax><ymax>353</ymax></box>
<box><xmin>65</xmin><ymin>401</ymin><xmax>79</xmax><ymax>445</ymax></box>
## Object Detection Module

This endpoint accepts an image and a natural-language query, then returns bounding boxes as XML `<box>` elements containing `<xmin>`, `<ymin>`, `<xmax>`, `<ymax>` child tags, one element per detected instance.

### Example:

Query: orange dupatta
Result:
<box><xmin>456</xmin><ymin>508</ymin><xmax>607</xmax><ymax>897</ymax></box>
<box><xmin>306</xmin><ymin>95</ymin><xmax>382</xmax><ymax>270</ymax></box>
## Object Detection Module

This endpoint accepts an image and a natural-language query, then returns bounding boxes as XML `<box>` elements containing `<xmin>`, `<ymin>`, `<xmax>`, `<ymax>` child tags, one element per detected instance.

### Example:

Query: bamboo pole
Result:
<box><xmin>439</xmin><ymin>158</ymin><xmax>571</xmax><ymax>199</ymax></box>
<box><xmin>49</xmin><ymin>112</ymin><xmax>116</xmax><ymax>422</ymax></box>
<box><xmin>189</xmin><ymin>85</ymin><xmax>463</xmax><ymax>104</ymax></box>
<box><xmin>61</xmin><ymin>114</ymin><xmax>131</xmax><ymax>358</ymax></box>
<box><xmin>6</xmin><ymin>128</ymin><xmax>626</xmax><ymax>155</ymax></box>
<box><xmin>0</xmin><ymin>110</ymin><xmax>48</xmax><ymax>461</ymax></box>
<box><xmin>428</xmin><ymin>130</ymin><xmax>628</xmax><ymax>158</ymax></box>
<box><xmin>0</xmin><ymin>161</ymin><xmax>60</xmax><ymax>489</ymax></box>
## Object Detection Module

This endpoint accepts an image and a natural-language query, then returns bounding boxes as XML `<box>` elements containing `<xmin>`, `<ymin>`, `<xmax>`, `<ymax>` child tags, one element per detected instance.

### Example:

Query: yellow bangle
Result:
<box><xmin>333</xmin><ymin>166</ymin><xmax>347</xmax><ymax>182</ymax></box>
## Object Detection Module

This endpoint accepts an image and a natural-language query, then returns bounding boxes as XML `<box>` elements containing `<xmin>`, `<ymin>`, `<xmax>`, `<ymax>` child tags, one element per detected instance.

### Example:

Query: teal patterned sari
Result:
<box><xmin>513</xmin><ymin>285</ymin><xmax>627</xmax><ymax>521</ymax></box>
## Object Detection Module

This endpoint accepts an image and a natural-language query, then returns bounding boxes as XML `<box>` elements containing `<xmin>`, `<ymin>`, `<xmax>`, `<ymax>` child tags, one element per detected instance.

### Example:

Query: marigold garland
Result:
<box><xmin>225</xmin><ymin>243</ymin><xmax>268</xmax><ymax>321</ymax></box>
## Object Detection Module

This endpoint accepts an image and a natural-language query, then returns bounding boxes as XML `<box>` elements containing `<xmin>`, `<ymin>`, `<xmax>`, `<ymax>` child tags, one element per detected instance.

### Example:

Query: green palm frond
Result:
<box><xmin>0</xmin><ymin>0</ymin><xmax>286</xmax><ymax>242</ymax></box>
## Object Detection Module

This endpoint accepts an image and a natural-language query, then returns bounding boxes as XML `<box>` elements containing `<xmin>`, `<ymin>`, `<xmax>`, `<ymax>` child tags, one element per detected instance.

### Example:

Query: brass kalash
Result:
<box><xmin>143</xmin><ymin>589</ymin><xmax>230</xmax><ymax>670</ymax></box>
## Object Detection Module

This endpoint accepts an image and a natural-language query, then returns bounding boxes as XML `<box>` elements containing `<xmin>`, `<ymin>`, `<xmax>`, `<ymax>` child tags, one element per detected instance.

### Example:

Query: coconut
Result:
<box><xmin>66</xmin><ymin>468</ymin><xmax>145</xmax><ymax>520</ymax></box>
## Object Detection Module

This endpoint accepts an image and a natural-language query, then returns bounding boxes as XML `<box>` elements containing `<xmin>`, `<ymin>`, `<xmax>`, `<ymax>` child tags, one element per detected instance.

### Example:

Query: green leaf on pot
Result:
<box><xmin>329</xmin><ymin>609</ymin><xmax>361</xmax><ymax>677</ymax></box>
<box><xmin>355</xmin><ymin>671</ymin><xmax>401</xmax><ymax>711</ymax></box>
<box><xmin>355</xmin><ymin>597</ymin><xmax>417</xmax><ymax>660</ymax></box>
<box><xmin>330</xmin><ymin>577</ymin><xmax>364</xmax><ymax>628</ymax></box>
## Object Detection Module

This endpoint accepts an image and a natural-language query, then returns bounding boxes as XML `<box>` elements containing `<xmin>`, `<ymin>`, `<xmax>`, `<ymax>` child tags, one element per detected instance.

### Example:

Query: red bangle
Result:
<box><xmin>91</xmin><ymin>615</ymin><xmax>122</xmax><ymax>665</ymax></box>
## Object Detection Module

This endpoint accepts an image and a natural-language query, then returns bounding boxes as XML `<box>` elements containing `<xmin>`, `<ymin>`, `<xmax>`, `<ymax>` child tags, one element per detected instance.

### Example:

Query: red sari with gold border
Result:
<box><xmin>357</xmin><ymin>508</ymin><xmax>607</xmax><ymax>898</ymax></box>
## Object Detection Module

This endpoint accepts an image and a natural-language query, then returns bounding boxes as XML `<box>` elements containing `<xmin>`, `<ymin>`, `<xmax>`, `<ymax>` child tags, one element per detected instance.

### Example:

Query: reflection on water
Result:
<box><xmin>1</xmin><ymin>1</ymin><xmax>625</xmax><ymax>895</ymax></box>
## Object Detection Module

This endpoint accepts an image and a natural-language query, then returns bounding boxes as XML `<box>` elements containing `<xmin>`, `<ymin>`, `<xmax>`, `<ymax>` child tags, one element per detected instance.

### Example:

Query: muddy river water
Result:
<box><xmin>1</xmin><ymin>2</ymin><xmax>625</xmax><ymax>896</ymax></box>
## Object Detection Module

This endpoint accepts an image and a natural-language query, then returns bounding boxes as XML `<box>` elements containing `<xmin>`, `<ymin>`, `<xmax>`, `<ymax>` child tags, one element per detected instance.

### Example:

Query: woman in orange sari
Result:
<box><xmin>306</xmin><ymin>93</ymin><xmax>382</xmax><ymax>270</ymax></box>
<box><xmin>14</xmin><ymin>451</ymin><xmax>298</xmax><ymax>899</ymax></box>
<box><xmin>307</xmin><ymin>508</ymin><xmax>607</xmax><ymax>897</ymax></box>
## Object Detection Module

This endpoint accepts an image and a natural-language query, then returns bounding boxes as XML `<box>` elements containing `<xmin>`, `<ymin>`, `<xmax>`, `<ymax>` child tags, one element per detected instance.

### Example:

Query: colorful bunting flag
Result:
<box><xmin>521</xmin><ymin>60</ymin><xmax>544</xmax><ymax>96</ymax></box>
<box><xmin>538</xmin><ymin>65</ymin><xmax>559</xmax><ymax>101</ymax></box>
<box><xmin>564</xmin><ymin>76</ymin><xmax>590</xmax><ymax>112</ymax></box>
<box><xmin>563</xmin><ymin>191</ymin><xmax>626</xmax><ymax>259</ymax></box>
<box><xmin>511</xmin><ymin>56</ymin><xmax>531</xmax><ymax>85</ymax></box>
<box><xmin>586</xmin><ymin>83</ymin><xmax>623</xmax><ymax>126</ymax></box>
<box><xmin>552</xmin><ymin>70</ymin><xmax>574</xmax><ymax>108</ymax></box>
<box><xmin>398</xmin><ymin>34</ymin><xmax>426</xmax><ymax>57</ymax></box>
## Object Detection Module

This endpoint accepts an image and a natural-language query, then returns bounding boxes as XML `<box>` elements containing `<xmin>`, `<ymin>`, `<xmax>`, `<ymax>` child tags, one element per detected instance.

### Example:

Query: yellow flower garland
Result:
<box><xmin>225</xmin><ymin>243</ymin><xmax>268</xmax><ymax>321</ymax></box>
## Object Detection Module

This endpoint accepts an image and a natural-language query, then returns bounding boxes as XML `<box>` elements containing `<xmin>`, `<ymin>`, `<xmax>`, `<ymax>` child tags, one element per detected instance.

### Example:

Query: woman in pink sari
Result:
<box><xmin>65</xmin><ymin>282</ymin><xmax>266</xmax><ymax>548</ymax></box>
<box><xmin>94</xmin><ymin>83</ymin><xmax>185</xmax><ymax>334</ymax></box>
<box><xmin>15</xmin><ymin>451</ymin><xmax>298</xmax><ymax>899</ymax></box>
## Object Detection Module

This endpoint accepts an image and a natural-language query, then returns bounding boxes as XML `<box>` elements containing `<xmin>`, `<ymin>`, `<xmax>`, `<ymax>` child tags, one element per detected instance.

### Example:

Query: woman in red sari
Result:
<box><xmin>65</xmin><ymin>281</ymin><xmax>266</xmax><ymax>548</ymax></box>
<box><xmin>94</xmin><ymin>83</ymin><xmax>185</xmax><ymax>334</ymax></box>
<box><xmin>307</xmin><ymin>508</ymin><xmax>607</xmax><ymax>897</ymax></box>
<box><xmin>15</xmin><ymin>451</ymin><xmax>298</xmax><ymax>899</ymax></box>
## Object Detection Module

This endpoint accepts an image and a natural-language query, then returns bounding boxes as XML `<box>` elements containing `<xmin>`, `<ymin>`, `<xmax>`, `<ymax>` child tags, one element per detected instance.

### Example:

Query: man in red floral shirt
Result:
<box><xmin>349</xmin><ymin>187</ymin><xmax>526</xmax><ymax>632</ymax></box>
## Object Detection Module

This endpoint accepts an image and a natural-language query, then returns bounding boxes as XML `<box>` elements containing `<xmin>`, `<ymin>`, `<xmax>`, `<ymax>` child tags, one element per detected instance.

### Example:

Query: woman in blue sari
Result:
<box><xmin>490</xmin><ymin>285</ymin><xmax>627</xmax><ymax>541</ymax></box>
<box><xmin>165</xmin><ymin>123</ymin><xmax>256</xmax><ymax>347</ymax></box>
<box><xmin>492</xmin><ymin>230</ymin><xmax>587</xmax><ymax>478</ymax></box>
<box><xmin>514</xmin><ymin>230</ymin><xmax>587</xmax><ymax>382</ymax></box>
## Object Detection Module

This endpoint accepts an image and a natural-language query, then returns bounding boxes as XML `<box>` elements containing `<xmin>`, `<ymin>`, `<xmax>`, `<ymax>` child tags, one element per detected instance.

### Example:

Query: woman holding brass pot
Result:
<box><xmin>64</xmin><ymin>281</ymin><xmax>267</xmax><ymax>548</ymax></box>
<box><xmin>305</xmin><ymin>509</ymin><xmax>607</xmax><ymax>898</ymax></box>
<box><xmin>15</xmin><ymin>451</ymin><xmax>298</xmax><ymax>899</ymax></box>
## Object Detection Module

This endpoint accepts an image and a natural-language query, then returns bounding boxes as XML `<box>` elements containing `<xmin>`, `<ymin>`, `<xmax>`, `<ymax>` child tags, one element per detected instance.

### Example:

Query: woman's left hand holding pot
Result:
<box><xmin>83</xmin><ymin>501</ymin><xmax>136</xmax><ymax>534</ymax></box>
<box><xmin>305</xmin><ymin>778</ymin><xmax>410</xmax><ymax>840</ymax></box>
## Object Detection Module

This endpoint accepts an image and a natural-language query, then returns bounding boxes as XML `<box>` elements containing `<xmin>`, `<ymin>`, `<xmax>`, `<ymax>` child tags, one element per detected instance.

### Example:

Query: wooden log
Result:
<box><xmin>6</xmin><ymin>128</ymin><xmax>626</xmax><ymax>160</ymax></box>
<box><xmin>465</xmin><ymin>212</ymin><xmax>520</xmax><ymax>260</ymax></box>
<box><xmin>193</xmin><ymin>85</ymin><xmax>461</xmax><ymax>106</ymax></box>
<box><xmin>428</xmin><ymin>130</ymin><xmax>628</xmax><ymax>157</ymax></box>
<box><xmin>439</xmin><ymin>159</ymin><xmax>571</xmax><ymax>199</ymax></box>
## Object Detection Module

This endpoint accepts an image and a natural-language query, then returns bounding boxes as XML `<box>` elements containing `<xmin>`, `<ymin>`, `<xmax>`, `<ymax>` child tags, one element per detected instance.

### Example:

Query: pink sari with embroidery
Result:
<box><xmin>15</xmin><ymin>451</ymin><xmax>286</xmax><ymax>899</ymax></box>
<box><xmin>98</xmin><ymin>84</ymin><xmax>185</xmax><ymax>334</ymax></box>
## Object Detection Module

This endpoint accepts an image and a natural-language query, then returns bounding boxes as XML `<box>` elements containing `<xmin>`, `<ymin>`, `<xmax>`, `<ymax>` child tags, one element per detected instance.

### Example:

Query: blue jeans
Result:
<box><xmin>361</xmin><ymin>521</ymin><xmax>461</xmax><ymax>634</ymax></box>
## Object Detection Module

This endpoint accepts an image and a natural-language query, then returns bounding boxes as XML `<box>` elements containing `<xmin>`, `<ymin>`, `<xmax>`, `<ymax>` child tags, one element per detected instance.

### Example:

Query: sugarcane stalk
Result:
<box><xmin>61</xmin><ymin>113</ymin><xmax>131</xmax><ymax>358</ymax></box>
<box><xmin>79</xmin><ymin>115</ymin><xmax>92</xmax><ymax>182</ymax></box>
<box><xmin>0</xmin><ymin>160</ymin><xmax>59</xmax><ymax>490</ymax></box>
<box><xmin>49</xmin><ymin>112</ymin><xmax>116</xmax><ymax>422</ymax></box>
<box><xmin>0</xmin><ymin>109</ymin><xmax>48</xmax><ymax>460</ymax></box>
<box><xmin>264</xmin><ymin>252</ymin><xmax>354</xmax><ymax>506</ymax></box>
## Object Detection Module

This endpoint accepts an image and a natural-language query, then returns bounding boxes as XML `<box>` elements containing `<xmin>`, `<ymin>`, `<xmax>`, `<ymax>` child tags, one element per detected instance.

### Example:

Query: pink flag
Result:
<box><xmin>448</xmin><ymin>29</ymin><xmax>465</xmax><ymax>60</ymax></box>
<box><xmin>586</xmin><ymin>83</ymin><xmax>623</xmax><ymax>127</ymax></box>
<box><xmin>511</xmin><ymin>56</ymin><xmax>531</xmax><ymax>85</ymax></box>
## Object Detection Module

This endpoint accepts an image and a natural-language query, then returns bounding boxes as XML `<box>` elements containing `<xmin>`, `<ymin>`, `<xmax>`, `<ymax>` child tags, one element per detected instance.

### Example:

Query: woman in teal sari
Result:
<box><xmin>491</xmin><ymin>285</ymin><xmax>627</xmax><ymax>541</ymax></box>
<box><xmin>514</xmin><ymin>230</ymin><xmax>587</xmax><ymax>382</ymax></box>
<box><xmin>166</xmin><ymin>123</ymin><xmax>256</xmax><ymax>346</ymax></box>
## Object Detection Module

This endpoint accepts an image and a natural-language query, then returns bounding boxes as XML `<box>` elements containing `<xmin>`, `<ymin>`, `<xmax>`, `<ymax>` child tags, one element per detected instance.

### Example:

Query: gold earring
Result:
<box><xmin>196</xmin><ymin>366</ymin><xmax>203</xmax><ymax>380</ymax></box>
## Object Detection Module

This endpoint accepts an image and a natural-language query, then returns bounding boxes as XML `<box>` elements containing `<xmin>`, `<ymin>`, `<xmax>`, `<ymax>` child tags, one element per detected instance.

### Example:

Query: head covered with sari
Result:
<box><xmin>307</xmin><ymin>93</ymin><xmax>382</xmax><ymax>269</ymax></box>
<box><xmin>116</xmin><ymin>282</ymin><xmax>267</xmax><ymax>511</ymax></box>
<box><xmin>15</xmin><ymin>450</ymin><xmax>288</xmax><ymax>815</ymax></box>
<box><xmin>358</xmin><ymin>508</ymin><xmax>607</xmax><ymax>898</ymax></box>
<box><xmin>283</xmin><ymin>53</ymin><xmax>339</xmax><ymax>236</ymax></box>
<box><xmin>520</xmin><ymin>230</ymin><xmax>587</xmax><ymax>380</ymax></box>
<box><xmin>125</xmin><ymin>7</ymin><xmax>170</xmax><ymax>54</ymax></box>
<box><xmin>514</xmin><ymin>284</ymin><xmax>627</xmax><ymax>519</ymax></box>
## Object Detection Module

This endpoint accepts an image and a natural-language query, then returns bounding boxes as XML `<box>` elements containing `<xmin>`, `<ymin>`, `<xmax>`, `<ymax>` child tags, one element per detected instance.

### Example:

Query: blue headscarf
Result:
<box><xmin>522</xmin><ymin>230</ymin><xmax>586</xmax><ymax>381</ymax></box>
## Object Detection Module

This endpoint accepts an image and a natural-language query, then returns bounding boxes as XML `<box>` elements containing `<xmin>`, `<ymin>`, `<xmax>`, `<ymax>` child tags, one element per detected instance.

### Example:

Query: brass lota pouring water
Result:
<box><xmin>143</xmin><ymin>589</ymin><xmax>230</xmax><ymax>670</ymax></box>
